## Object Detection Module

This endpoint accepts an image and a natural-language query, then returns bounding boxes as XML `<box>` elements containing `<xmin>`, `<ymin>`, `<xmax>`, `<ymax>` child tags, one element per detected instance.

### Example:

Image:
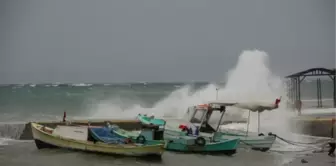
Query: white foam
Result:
<box><xmin>29</xmin><ymin>84</ymin><xmax>36</xmax><ymax>87</ymax></box>
<box><xmin>72</xmin><ymin>83</ymin><xmax>92</xmax><ymax>87</ymax></box>
<box><xmin>0</xmin><ymin>138</ymin><xmax>10</xmax><ymax>145</ymax></box>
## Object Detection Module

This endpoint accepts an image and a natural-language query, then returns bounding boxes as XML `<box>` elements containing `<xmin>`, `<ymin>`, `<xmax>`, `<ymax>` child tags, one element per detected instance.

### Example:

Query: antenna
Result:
<box><xmin>216</xmin><ymin>87</ymin><xmax>219</xmax><ymax>100</ymax></box>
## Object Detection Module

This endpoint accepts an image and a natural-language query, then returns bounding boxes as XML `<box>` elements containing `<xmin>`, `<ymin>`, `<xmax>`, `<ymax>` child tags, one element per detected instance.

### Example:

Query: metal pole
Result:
<box><xmin>298</xmin><ymin>77</ymin><xmax>301</xmax><ymax>101</ymax></box>
<box><xmin>332</xmin><ymin>123</ymin><xmax>336</xmax><ymax>139</ymax></box>
<box><xmin>215</xmin><ymin>109</ymin><xmax>226</xmax><ymax>132</ymax></box>
<box><xmin>319</xmin><ymin>78</ymin><xmax>322</xmax><ymax>107</ymax></box>
<box><xmin>246</xmin><ymin>110</ymin><xmax>251</xmax><ymax>137</ymax></box>
<box><xmin>258</xmin><ymin>111</ymin><xmax>260</xmax><ymax>134</ymax></box>
<box><xmin>294</xmin><ymin>78</ymin><xmax>298</xmax><ymax>102</ymax></box>
<box><xmin>334</xmin><ymin>76</ymin><xmax>336</xmax><ymax>108</ymax></box>
<box><xmin>199</xmin><ymin>109</ymin><xmax>208</xmax><ymax>128</ymax></box>
<box><xmin>317</xmin><ymin>78</ymin><xmax>322</xmax><ymax>108</ymax></box>
<box><xmin>319</xmin><ymin>78</ymin><xmax>320</xmax><ymax>107</ymax></box>
<box><xmin>290</xmin><ymin>80</ymin><xmax>293</xmax><ymax>108</ymax></box>
<box><xmin>286</xmin><ymin>80</ymin><xmax>290</xmax><ymax>108</ymax></box>
<box><xmin>316</xmin><ymin>78</ymin><xmax>319</xmax><ymax>107</ymax></box>
<box><xmin>216</xmin><ymin>88</ymin><xmax>219</xmax><ymax>100</ymax></box>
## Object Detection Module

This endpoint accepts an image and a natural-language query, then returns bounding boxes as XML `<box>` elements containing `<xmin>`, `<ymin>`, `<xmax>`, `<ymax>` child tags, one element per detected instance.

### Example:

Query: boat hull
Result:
<box><xmin>164</xmin><ymin>137</ymin><xmax>239</xmax><ymax>155</ymax></box>
<box><xmin>107</xmin><ymin>127</ymin><xmax>239</xmax><ymax>155</ymax></box>
<box><xmin>220</xmin><ymin>135</ymin><xmax>275</xmax><ymax>151</ymax></box>
<box><xmin>31</xmin><ymin>123</ymin><xmax>165</xmax><ymax>157</ymax></box>
<box><xmin>164</xmin><ymin>119</ymin><xmax>276</xmax><ymax>152</ymax></box>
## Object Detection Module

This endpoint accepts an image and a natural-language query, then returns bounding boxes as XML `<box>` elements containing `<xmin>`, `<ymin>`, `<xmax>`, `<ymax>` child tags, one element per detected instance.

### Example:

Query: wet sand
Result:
<box><xmin>285</xmin><ymin>152</ymin><xmax>335</xmax><ymax>166</ymax></box>
<box><xmin>1</xmin><ymin>140</ymin><xmax>299</xmax><ymax>166</ymax></box>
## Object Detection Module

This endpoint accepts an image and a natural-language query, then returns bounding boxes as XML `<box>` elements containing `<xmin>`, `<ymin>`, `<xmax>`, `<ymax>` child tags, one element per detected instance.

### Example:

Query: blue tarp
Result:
<box><xmin>89</xmin><ymin>127</ymin><xmax>126</xmax><ymax>144</ymax></box>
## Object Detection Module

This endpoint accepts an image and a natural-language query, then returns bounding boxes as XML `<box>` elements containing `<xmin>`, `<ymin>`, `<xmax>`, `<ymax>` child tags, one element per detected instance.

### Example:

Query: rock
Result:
<box><xmin>301</xmin><ymin>159</ymin><xmax>308</xmax><ymax>163</ymax></box>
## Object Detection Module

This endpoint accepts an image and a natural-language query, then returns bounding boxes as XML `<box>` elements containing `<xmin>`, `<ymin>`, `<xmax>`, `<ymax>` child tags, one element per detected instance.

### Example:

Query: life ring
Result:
<box><xmin>195</xmin><ymin>137</ymin><xmax>206</xmax><ymax>146</ymax></box>
<box><xmin>136</xmin><ymin>135</ymin><xmax>146</xmax><ymax>144</ymax></box>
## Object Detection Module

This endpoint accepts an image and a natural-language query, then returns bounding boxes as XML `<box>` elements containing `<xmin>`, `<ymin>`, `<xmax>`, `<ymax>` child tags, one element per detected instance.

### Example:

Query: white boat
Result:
<box><xmin>162</xmin><ymin>98</ymin><xmax>281</xmax><ymax>151</ymax></box>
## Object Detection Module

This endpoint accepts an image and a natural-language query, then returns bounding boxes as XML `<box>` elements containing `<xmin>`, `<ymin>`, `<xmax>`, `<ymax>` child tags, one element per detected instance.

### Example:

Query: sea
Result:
<box><xmin>0</xmin><ymin>50</ymin><xmax>335</xmax><ymax>166</ymax></box>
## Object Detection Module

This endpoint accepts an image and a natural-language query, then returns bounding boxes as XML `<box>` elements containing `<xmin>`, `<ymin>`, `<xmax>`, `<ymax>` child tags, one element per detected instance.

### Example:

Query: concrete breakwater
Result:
<box><xmin>291</xmin><ymin>115</ymin><xmax>335</xmax><ymax>137</ymax></box>
<box><xmin>9</xmin><ymin>113</ymin><xmax>335</xmax><ymax>140</ymax></box>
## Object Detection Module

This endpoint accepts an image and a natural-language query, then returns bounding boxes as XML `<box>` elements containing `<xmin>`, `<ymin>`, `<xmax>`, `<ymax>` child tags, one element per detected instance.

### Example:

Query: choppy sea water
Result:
<box><xmin>0</xmin><ymin>82</ymin><xmax>334</xmax><ymax>122</ymax></box>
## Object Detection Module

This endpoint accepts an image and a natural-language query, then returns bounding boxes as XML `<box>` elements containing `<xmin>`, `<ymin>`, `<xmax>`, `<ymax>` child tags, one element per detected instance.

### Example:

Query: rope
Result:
<box><xmin>269</xmin><ymin>148</ymin><xmax>316</xmax><ymax>153</ymax></box>
<box><xmin>274</xmin><ymin>135</ymin><xmax>331</xmax><ymax>145</ymax></box>
<box><xmin>271</xmin><ymin>133</ymin><xmax>332</xmax><ymax>153</ymax></box>
<box><xmin>237</xmin><ymin>132</ymin><xmax>331</xmax><ymax>154</ymax></box>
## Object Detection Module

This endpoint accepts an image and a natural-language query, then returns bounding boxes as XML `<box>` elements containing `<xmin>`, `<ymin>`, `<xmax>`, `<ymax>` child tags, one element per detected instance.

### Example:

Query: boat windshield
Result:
<box><xmin>190</xmin><ymin>108</ymin><xmax>207</xmax><ymax>123</ymax></box>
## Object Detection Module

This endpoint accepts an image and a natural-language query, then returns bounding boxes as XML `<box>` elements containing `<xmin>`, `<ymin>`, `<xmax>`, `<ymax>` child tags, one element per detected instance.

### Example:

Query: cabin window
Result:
<box><xmin>190</xmin><ymin>109</ymin><xmax>206</xmax><ymax>123</ymax></box>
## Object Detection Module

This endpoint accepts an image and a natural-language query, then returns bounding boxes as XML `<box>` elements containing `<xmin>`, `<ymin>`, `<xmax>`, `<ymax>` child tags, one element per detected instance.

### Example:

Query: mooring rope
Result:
<box><xmin>274</xmin><ymin>135</ymin><xmax>331</xmax><ymax>145</ymax></box>
<box><xmin>269</xmin><ymin>148</ymin><xmax>316</xmax><ymax>153</ymax></box>
<box><xmin>238</xmin><ymin>139</ymin><xmax>314</xmax><ymax>153</ymax></box>
<box><xmin>238</xmin><ymin>132</ymin><xmax>332</xmax><ymax>153</ymax></box>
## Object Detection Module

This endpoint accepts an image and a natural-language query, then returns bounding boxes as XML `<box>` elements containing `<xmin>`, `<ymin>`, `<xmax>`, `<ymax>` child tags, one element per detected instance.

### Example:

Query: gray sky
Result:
<box><xmin>0</xmin><ymin>0</ymin><xmax>334</xmax><ymax>83</ymax></box>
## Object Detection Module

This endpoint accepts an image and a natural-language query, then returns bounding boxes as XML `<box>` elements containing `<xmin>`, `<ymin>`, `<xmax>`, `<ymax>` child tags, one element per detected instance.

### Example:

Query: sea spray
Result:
<box><xmin>89</xmin><ymin>50</ymin><xmax>297</xmax><ymax>136</ymax></box>
<box><xmin>88</xmin><ymin>49</ymin><xmax>318</xmax><ymax>150</ymax></box>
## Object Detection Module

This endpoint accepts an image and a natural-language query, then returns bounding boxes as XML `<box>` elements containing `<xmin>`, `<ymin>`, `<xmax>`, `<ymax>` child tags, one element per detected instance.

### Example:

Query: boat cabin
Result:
<box><xmin>183</xmin><ymin>98</ymin><xmax>281</xmax><ymax>136</ymax></box>
<box><xmin>183</xmin><ymin>102</ymin><xmax>234</xmax><ymax>134</ymax></box>
<box><xmin>138</xmin><ymin>123</ymin><xmax>165</xmax><ymax>142</ymax></box>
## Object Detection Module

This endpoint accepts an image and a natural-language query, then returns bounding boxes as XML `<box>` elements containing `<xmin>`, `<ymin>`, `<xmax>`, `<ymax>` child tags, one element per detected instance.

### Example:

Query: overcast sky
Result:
<box><xmin>0</xmin><ymin>0</ymin><xmax>334</xmax><ymax>83</ymax></box>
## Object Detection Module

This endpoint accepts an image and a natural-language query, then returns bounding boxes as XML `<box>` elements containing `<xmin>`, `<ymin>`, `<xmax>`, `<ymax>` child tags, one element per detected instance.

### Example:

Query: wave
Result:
<box><xmin>0</xmin><ymin>123</ymin><xmax>26</xmax><ymax>140</ymax></box>
<box><xmin>80</xmin><ymin>49</ymin><xmax>329</xmax><ymax>153</ymax></box>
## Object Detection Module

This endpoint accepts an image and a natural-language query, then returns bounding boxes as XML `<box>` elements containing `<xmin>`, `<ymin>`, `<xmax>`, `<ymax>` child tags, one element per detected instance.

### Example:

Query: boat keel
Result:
<box><xmin>34</xmin><ymin>139</ymin><xmax>58</xmax><ymax>149</ymax></box>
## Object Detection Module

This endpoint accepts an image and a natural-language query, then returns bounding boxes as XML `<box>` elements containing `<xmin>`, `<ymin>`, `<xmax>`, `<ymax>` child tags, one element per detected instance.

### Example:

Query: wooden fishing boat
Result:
<box><xmin>89</xmin><ymin>121</ymin><xmax>240</xmax><ymax>155</ymax></box>
<box><xmin>137</xmin><ymin>98</ymin><xmax>281</xmax><ymax>152</ymax></box>
<box><xmin>30</xmin><ymin>122</ymin><xmax>165</xmax><ymax>157</ymax></box>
